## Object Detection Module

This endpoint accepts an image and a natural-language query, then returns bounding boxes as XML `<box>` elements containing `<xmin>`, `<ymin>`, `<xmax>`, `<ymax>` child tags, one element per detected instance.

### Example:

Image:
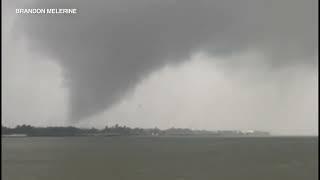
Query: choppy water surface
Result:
<box><xmin>2</xmin><ymin>136</ymin><xmax>318</xmax><ymax>180</ymax></box>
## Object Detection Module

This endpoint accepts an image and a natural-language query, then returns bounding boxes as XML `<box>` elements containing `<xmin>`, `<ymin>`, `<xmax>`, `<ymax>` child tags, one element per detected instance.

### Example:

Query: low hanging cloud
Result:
<box><xmin>15</xmin><ymin>0</ymin><xmax>318</xmax><ymax>122</ymax></box>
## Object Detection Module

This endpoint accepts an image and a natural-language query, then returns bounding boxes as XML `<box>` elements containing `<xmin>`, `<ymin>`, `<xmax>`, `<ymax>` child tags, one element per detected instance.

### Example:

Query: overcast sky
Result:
<box><xmin>2</xmin><ymin>0</ymin><xmax>318</xmax><ymax>135</ymax></box>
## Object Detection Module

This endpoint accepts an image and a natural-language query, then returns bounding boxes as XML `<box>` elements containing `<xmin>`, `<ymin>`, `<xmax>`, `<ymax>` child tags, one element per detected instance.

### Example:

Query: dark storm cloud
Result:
<box><xmin>16</xmin><ymin>0</ymin><xmax>318</xmax><ymax>122</ymax></box>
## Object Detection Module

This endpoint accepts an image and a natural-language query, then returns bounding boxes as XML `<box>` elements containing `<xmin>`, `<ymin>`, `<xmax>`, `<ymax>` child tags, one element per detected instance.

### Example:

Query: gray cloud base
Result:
<box><xmin>17</xmin><ymin>0</ymin><xmax>318</xmax><ymax>122</ymax></box>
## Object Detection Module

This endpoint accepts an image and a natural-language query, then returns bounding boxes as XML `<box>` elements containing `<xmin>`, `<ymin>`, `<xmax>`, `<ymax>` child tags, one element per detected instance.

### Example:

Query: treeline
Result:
<box><xmin>2</xmin><ymin>124</ymin><xmax>165</xmax><ymax>137</ymax></box>
<box><xmin>2</xmin><ymin>125</ymin><xmax>98</xmax><ymax>136</ymax></box>
<box><xmin>2</xmin><ymin>124</ymin><xmax>270</xmax><ymax>137</ymax></box>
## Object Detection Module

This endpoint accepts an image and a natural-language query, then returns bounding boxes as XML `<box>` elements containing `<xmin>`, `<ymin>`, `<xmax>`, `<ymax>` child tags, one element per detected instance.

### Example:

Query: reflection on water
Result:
<box><xmin>2</xmin><ymin>137</ymin><xmax>318</xmax><ymax>180</ymax></box>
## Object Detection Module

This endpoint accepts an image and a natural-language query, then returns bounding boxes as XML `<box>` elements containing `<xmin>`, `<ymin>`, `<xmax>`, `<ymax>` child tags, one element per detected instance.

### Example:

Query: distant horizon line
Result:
<box><xmin>2</xmin><ymin>123</ymin><xmax>319</xmax><ymax>136</ymax></box>
<box><xmin>2</xmin><ymin>123</ymin><xmax>269</xmax><ymax>131</ymax></box>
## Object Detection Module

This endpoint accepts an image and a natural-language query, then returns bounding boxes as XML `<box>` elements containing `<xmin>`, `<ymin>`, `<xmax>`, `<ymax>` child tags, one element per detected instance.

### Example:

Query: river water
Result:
<box><xmin>2</xmin><ymin>136</ymin><xmax>318</xmax><ymax>180</ymax></box>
